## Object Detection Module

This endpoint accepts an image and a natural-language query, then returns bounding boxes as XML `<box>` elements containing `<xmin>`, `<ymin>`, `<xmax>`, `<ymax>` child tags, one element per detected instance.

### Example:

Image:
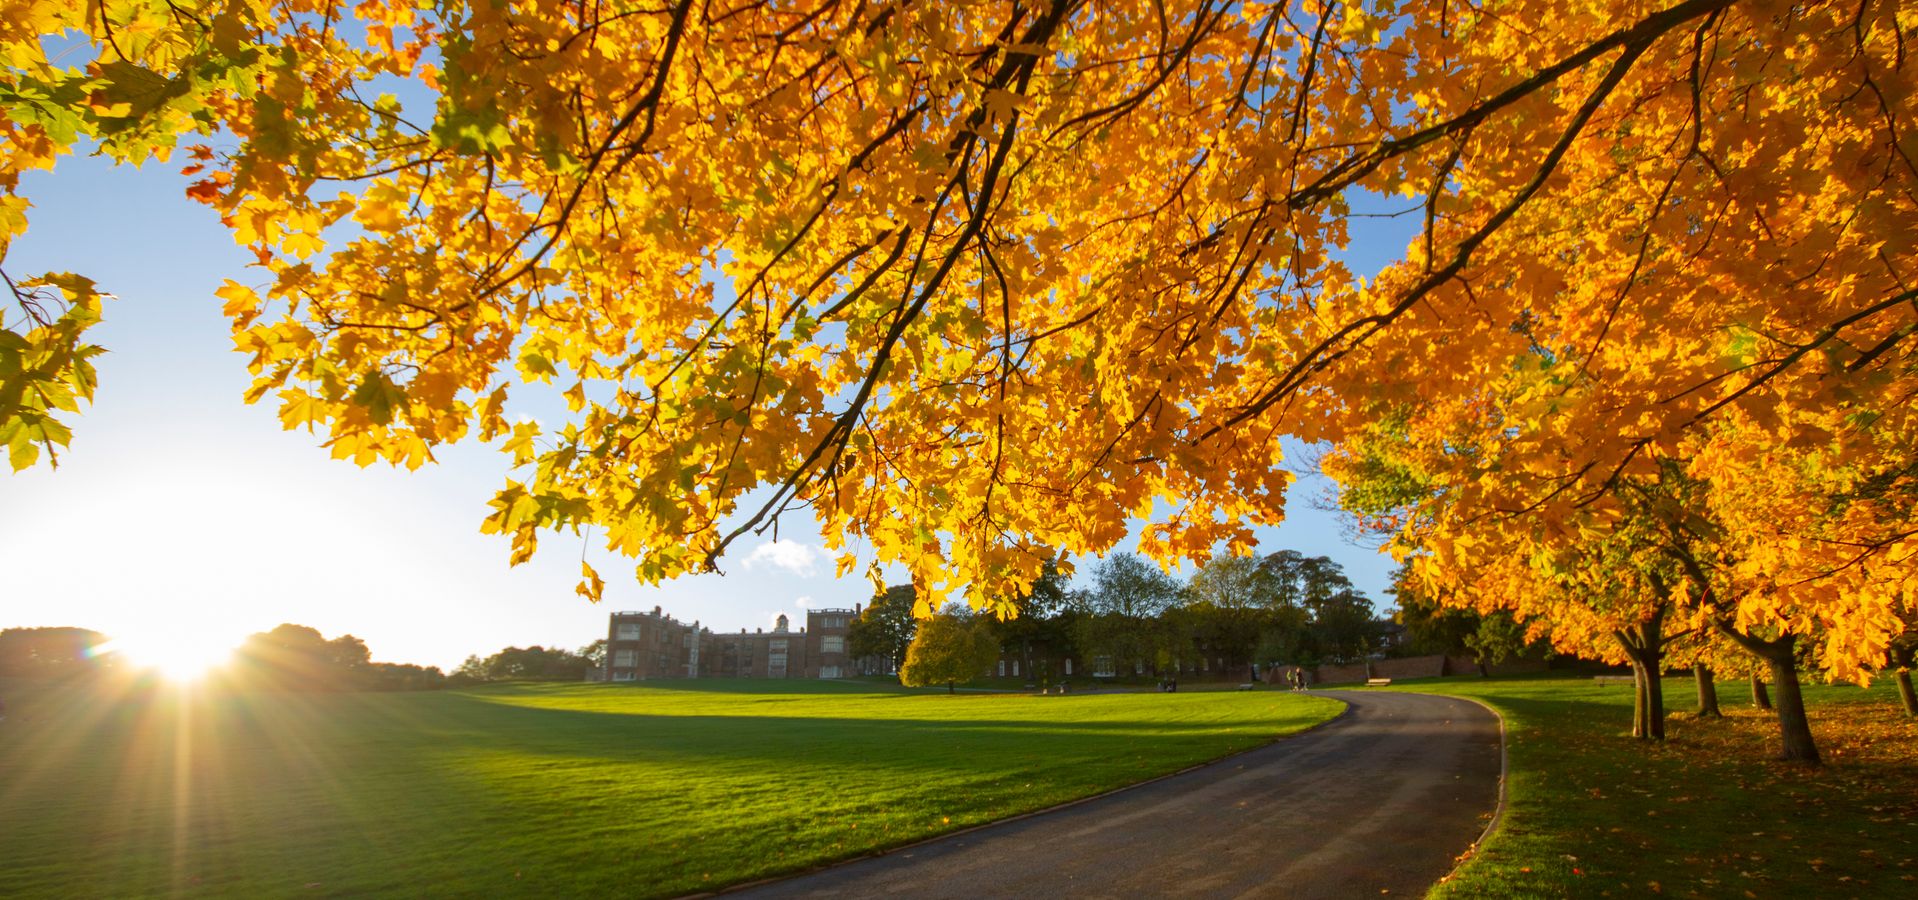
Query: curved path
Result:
<box><xmin>725</xmin><ymin>691</ymin><xmax>1502</xmax><ymax>899</ymax></box>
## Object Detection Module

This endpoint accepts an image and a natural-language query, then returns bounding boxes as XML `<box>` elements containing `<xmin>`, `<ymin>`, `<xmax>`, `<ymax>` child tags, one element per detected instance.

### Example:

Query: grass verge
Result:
<box><xmin>1371</xmin><ymin>674</ymin><xmax>1918</xmax><ymax>899</ymax></box>
<box><xmin>0</xmin><ymin>676</ymin><xmax>1339</xmax><ymax>897</ymax></box>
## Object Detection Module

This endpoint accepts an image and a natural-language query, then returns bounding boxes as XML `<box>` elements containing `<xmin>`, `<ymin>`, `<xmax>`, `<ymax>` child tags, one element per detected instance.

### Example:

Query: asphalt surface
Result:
<box><xmin>726</xmin><ymin>690</ymin><xmax>1503</xmax><ymax>899</ymax></box>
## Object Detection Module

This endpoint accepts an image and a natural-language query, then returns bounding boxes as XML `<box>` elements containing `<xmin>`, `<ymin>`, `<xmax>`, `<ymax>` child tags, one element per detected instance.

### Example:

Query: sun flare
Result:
<box><xmin>104</xmin><ymin>632</ymin><xmax>239</xmax><ymax>682</ymax></box>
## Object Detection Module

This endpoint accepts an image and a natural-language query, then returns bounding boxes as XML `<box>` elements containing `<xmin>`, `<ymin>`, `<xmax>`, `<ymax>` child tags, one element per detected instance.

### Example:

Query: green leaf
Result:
<box><xmin>350</xmin><ymin>371</ymin><xmax>405</xmax><ymax>425</ymax></box>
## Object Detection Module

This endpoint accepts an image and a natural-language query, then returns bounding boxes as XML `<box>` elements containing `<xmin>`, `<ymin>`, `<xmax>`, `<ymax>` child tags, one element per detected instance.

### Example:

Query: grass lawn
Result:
<box><xmin>1369</xmin><ymin>674</ymin><xmax>1918</xmax><ymax>899</ymax></box>
<box><xmin>0</xmin><ymin>676</ymin><xmax>1340</xmax><ymax>897</ymax></box>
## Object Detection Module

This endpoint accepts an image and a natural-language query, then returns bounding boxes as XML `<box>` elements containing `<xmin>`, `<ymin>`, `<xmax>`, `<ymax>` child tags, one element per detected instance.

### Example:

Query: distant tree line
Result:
<box><xmin>452</xmin><ymin>641</ymin><xmax>605</xmax><ymax>683</ymax></box>
<box><xmin>0</xmin><ymin>627</ymin><xmax>108</xmax><ymax>678</ymax></box>
<box><xmin>229</xmin><ymin>624</ymin><xmax>450</xmax><ymax>691</ymax></box>
<box><xmin>0</xmin><ymin>624</ymin><xmax>607</xmax><ymax>692</ymax></box>
<box><xmin>1062</xmin><ymin>551</ymin><xmax>1388</xmax><ymax>679</ymax></box>
<box><xmin>876</xmin><ymin>550</ymin><xmax>1397</xmax><ymax>684</ymax></box>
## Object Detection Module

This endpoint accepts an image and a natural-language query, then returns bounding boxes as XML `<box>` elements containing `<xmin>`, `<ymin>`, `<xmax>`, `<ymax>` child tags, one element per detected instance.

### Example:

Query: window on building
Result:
<box><xmin>1012</xmin><ymin>660</ymin><xmax>1019</xmax><ymax>677</ymax></box>
<box><xmin>616</xmin><ymin>623</ymin><xmax>641</xmax><ymax>640</ymax></box>
<box><xmin>821</xmin><ymin>636</ymin><xmax>845</xmax><ymax>654</ymax></box>
<box><xmin>768</xmin><ymin>639</ymin><xmax>789</xmax><ymax>677</ymax></box>
<box><xmin>613</xmin><ymin>649</ymin><xmax>637</xmax><ymax>667</ymax></box>
<box><xmin>1134</xmin><ymin>660</ymin><xmax>1144</xmax><ymax>675</ymax></box>
<box><xmin>1094</xmin><ymin>656</ymin><xmax>1114</xmax><ymax>677</ymax></box>
<box><xmin>997</xmin><ymin>660</ymin><xmax>1006</xmax><ymax>677</ymax></box>
<box><xmin>1064</xmin><ymin>658</ymin><xmax>1073</xmax><ymax>676</ymax></box>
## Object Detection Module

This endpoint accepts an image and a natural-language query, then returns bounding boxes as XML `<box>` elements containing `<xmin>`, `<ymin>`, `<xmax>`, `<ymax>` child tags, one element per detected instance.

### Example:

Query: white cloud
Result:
<box><xmin>743</xmin><ymin>540</ymin><xmax>822</xmax><ymax>577</ymax></box>
<box><xmin>794</xmin><ymin>595</ymin><xmax>814</xmax><ymax>608</ymax></box>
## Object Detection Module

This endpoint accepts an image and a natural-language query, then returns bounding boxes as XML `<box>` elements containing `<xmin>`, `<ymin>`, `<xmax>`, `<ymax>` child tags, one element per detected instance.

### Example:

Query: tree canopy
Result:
<box><xmin>229</xmin><ymin>623</ymin><xmax>452</xmax><ymax>691</ymax></box>
<box><xmin>3</xmin><ymin>0</ymin><xmax>1913</xmax><ymax>686</ymax></box>
<box><xmin>898</xmin><ymin>606</ymin><xmax>999</xmax><ymax>692</ymax></box>
<box><xmin>848</xmin><ymin>583</ymin><xmax>918</xmax><ymax>672</ymax></box>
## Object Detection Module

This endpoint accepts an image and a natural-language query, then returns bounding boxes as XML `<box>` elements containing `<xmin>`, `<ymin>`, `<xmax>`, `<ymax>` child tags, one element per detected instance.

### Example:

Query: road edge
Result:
<box><xmin>1417</xmin><ymin>691</ymin><xmax>1511</xmax><ymax>895</ymax></box>
<box><xmin>684</xmin><ymin>692</ymin><xmax>1355</xmax><ymax>899</ymax></box>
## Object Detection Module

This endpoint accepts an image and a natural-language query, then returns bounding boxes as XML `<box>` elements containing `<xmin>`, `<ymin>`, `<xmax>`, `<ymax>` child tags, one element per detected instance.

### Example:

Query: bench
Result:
<box><xmin>1593</xmin><ymin>675</ymin><xmax>1635</xmax><ymax>686</ymax></box>
<box><xmin>1237</xmin><ymin>683</ymin><xmax>1256</xmax><ymax>691</ymax></box>
<box><xmin>1365</xmin><ymin>678</ymin><xmax>1392</xmax><ymax>687</ymax></box>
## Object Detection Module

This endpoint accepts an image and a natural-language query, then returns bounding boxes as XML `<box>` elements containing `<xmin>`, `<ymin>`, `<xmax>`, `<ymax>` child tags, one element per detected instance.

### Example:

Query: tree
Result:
<box><xmin>221</xmin><ymin>623</ymin><xmax>450</xmax><ymax>691</ymax></box>
<box><xmin>981</xmin><ymin>558</ymin><xmax>1074</xmax><ymax>681</ymax></box>
<box><xmin>899</xmin><ymin>608</ymin><xmax>999</xmax><ymax>694</ymax></box>
<box><xmin>1891</xmin><ymin>634</ymin><xmax>1918</xmax><ymax>719</ymax></box>
<box><xmin>1086</xmin><ymin>554</ymin><xmax>1183</xmax><ymax>620</ymax></box>
<box><xmin>0</xmin><ymin>627</ymin><xmax>109</xmax><ymax>678</ymax></box>
<box><xmin>6</xmin><ymin>2</ymin><xmax>1913</xmax><ymax>698</ymax></box>
<box><xmin>232</xmin><ymin>624</ymin><xmax>371</xmax><ymax>690</ymax></box>
<box><xmin>1461</xmin><ymin>614</ymin><xmax>1536</xmax><ymax>674</ymax></box>
<box><xmin>848</xmin><ymin>584</ymin><xmax>918</xmax><ymax>674</ymax></box>
<box><xmin>1310</xmin><ymin>588</ymin><xmax>1382</xmax><ymax>665</ymax></box>
<box><xmin>1073</xmin><ymin>553</ymin><xmax>1184</xmax><ymax>676</ymax></box>
<box><xmin>364</xmin><ymin>662</ymin><xmax>448</xmax><ymax>691</ymax></box>
<box><xmin>1388</xmin><ymin>567</ymin><xmax>1483</xmax><ymax>661</ymax></box>
<box><xmin>1188</xmin><ymin>555</ymin><xmax>1272</xmax><ymax>611</ymax></box>
<box><xmin>1329</xmin><ymin>413</ymin><xmax>1699</xmax><ymax>741</ymax></box>
<box><xmin>452</xmin><ymin>655</ymin><xmax>489</xmax><ymax>684</ymax></box>
<box><xmin>578</xmin><ymin>639</ymin><xmax>607</xmax><ymax>671</ymax></box>
<box><xmin>477</xmin><ymin>645</ymin><xmax>593</xmax><ymax>680</ymax></box>
<box><xmin>1179</xmin><ymin>599</ymin><xmax>1263</xmax><ymax>679</ymax></box>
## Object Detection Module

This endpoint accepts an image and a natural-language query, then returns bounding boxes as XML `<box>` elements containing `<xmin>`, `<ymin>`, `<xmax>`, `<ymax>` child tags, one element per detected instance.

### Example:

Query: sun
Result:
<box><xmin>104</xmin><ymin>631</ymin><xmax>240</xmax><ymax>682</ymax></box>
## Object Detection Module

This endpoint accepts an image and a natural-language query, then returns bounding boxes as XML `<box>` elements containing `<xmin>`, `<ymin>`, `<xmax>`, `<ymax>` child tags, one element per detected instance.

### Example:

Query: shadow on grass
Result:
<box><xmin>0</xmin><ymin>677</ymin><xmax>1336</xmax><ymax>899</ymax></box>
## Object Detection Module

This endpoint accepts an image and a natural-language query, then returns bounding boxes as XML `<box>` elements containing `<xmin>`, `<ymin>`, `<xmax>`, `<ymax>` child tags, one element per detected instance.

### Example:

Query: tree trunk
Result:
<box><xmin>1693</xmin><ymin>663</ymin><xmax>1722</xmax><ymax>718</ymax></box>
<box><xmin>1751</xmin><ymin>673</ymin><xmax>1773</xmax><ymax>711</ymax></box>
<box><xmin>1766</xmin><ymin>654</ymin><xmax>1820</xmax><ymax>764</ymax></box>
<box><xmin>1639</xmin><ymin>660</ymin><xmax>1666</xmax><ymax>739</ymax></box>
<box><xmin>1616</xmin><ymin>614</ymin><xmax>1667</xmax><ymax>741</ymax></box>
<box><xmin>1718</xmin><ymin>622</ymin><xmax>1819</xmax><ymax>764</ymax></box>
<box><xmin>1892</xmin><ymin>646</ymin><xmax>1917</xmax><ymax>717</ymax></box>
<box><xmin>1623</xmin><ymin>654</ymin><xmax>1667</xmax><ymax>740</ymax></box>
<box><xmin>1630</xmin><ymin>659</ymin><xmax>1650</xmax><ymax>738</ymax></box>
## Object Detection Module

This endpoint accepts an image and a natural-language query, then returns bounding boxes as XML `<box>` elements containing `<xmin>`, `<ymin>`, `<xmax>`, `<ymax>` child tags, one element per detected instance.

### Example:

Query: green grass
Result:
<box><xmin>0</xmin><ymin>676</ymin><xmax>1340</xmax><ymax>897</ymax></box>
<box><xmin>1363</xmin><ymin>673</ymin><xmax>1918</xmax><ymax>899</ymax></box>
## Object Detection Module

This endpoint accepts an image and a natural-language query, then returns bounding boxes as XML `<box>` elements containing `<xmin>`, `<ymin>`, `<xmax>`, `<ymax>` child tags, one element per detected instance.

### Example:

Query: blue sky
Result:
<box><xmin>0</xmin><ymin>149</ymin><xmax>1417</xmax><ymax>671</ymax></box>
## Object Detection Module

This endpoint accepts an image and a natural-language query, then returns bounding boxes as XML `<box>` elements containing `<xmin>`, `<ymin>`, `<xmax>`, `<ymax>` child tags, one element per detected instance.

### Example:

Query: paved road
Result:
<box><xmin>726</xmin><ymin>690</ymin><xmax>1502</xmax><ymax>899</ymax></box>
